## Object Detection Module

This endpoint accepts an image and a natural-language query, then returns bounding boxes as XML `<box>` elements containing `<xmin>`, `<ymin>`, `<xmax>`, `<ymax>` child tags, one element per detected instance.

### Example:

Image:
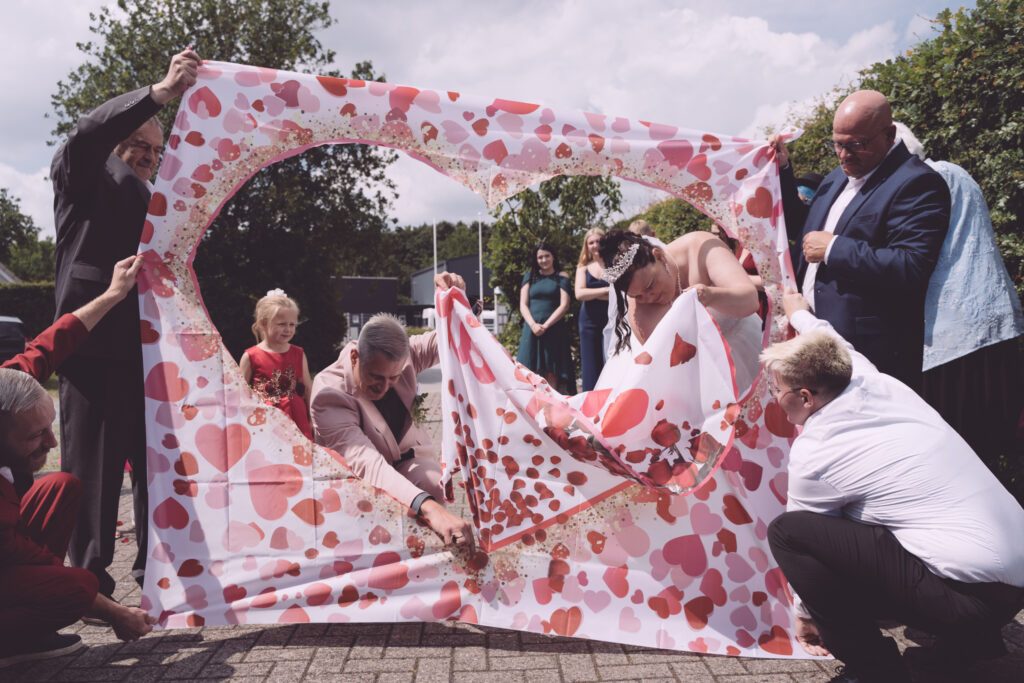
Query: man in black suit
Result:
<box><xmin>51</xmin><ymin>48</ymin><xmax>200</xmax><ymax>598</ymax></box>
<box><xmin>775</xmin><ymin>91</ymin><xmax>951</xmax><ymax>392</ymax></box>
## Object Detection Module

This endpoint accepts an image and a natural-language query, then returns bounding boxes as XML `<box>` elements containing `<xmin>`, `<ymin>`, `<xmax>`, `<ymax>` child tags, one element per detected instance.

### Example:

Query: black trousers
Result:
<box><xmin>59</xmin><ymin>354</ymin><xmax>148</xmax><ymax>597</ymax></box>
<box><xmin>768</xmin><ymin>511</ymin><xmax>1023</xmax><ymax>680</ymax></box>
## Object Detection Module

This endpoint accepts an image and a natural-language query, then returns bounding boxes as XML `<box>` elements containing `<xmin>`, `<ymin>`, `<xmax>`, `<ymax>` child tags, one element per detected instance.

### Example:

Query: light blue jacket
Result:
<box><xmin>923</xmin><ymin>161</ymin><xmax>1023</xmax><ymax>370</ymax></box>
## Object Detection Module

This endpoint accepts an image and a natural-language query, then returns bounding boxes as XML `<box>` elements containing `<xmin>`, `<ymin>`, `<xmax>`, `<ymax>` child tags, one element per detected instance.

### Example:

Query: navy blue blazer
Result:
<box><xmin>781</xmin><ymin>142</ymin><xmax>951</xmax><ymax>389</ymax></box>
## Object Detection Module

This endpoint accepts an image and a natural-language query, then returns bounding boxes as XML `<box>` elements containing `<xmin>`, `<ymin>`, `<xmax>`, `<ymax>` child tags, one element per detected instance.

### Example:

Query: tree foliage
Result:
<box><xmin>614</xmin><ymin>197</ymin><xmax>713</xmax><ymax>243</ymax></box>
<box><xmin>0</xmin><ymin>188</ymin><xmax>40</xmax><ymax>265</ymax></box>
<box><xmin>486</xmin><ymin>175</ymin><xmax>622</xmax><ymax>353</ymax></box>
<box><xmin>373</xmin><ymin>220</ymin><xmax>492</xmax><ymax>300</ymax></box>
<box><xmin>781</xmin><ymin>0</ymin><xmax>1024</xmax><ymax>297</ymax></box>
<box><xmin>50</xmin><ymin>0</ymin><xmax>396</xmax><ymax>371</ymax></box>
<box><xmin>0</xmin><ymin>188</ymin><xmax>56</xmax><ymax>282</ymax></box>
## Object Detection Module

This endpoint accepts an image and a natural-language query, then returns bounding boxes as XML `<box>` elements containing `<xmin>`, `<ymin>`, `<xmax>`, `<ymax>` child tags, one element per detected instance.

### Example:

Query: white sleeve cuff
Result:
<box><xmin>823</xmin><ymin>235</ymin><xmax>838</xmax><ymax>264</ymax></box>
<box><xmin>789</xmin><ymin>309</ymin><xmax>820</xmax><ymax>333</ymax></box>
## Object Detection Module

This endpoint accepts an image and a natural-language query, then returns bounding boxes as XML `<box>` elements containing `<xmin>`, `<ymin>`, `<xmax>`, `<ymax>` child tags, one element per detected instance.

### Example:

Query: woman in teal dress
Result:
<box><xmin>517</xmin><ymin>243</ymin><xmax>576</xmax><ymax>394</ymax></box>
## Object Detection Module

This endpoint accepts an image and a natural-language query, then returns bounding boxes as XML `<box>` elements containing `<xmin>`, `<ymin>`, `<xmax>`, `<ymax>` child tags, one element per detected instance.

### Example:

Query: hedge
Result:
<box><xmin>0</xmin><ymin>282</ymin><xmax>56</xmax><ymax>338</ymax></box>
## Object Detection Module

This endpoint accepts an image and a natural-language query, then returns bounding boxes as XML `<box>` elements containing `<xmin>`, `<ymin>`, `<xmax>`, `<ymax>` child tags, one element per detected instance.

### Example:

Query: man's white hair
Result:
<box><xmin>0</xmin><ymin>369</ymin><xmax>49</xmax><ymax>428</ymax></box>
<box><xmin>894</xmin><ymin>121</ymin><xmax>926</xmax><ymax>161</ymax></box>
<box><xmin>357</xmin><ymin>313</ymin><xmax>410</xmax><ymax>362</ymax></box>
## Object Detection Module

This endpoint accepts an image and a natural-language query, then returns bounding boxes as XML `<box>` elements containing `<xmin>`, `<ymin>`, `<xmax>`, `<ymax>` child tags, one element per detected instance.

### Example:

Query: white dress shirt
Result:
<box><xmin>787</xmin><ymin>309</ymin><xmax>1024</xmax><ymax>588</ymax></box>
<box><xmin>0</xmin><ymin>467</ymin><xmax>12</xmax><ymax>485</ymax></box>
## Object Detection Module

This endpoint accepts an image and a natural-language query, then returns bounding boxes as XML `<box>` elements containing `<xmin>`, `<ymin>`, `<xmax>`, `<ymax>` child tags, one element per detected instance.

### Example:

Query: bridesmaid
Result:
<box><xmin>516</xmin><ymin>242</ymin><xmax>576</xmax><ymax>394</ymax></box>
<box><xmin>574</xmin><ymin>228</ymin><xmax>608</xmax><ymax>391</ymax></box>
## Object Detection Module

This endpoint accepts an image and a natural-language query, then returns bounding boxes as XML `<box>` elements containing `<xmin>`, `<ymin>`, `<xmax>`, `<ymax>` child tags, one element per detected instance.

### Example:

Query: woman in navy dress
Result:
<box><xmin>516</xmin><ymin>243</ymin><xmax>575</xmax><ymax>394</ymax></box>
<box><xmin>574</xmin><ymin>228</ymin><xmax>608</xmax><ymax>391</ymax></box>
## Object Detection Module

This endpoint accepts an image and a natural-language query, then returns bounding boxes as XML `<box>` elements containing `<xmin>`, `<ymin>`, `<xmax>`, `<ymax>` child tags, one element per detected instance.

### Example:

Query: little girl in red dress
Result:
<box><xmin>239</xmin><ymin>289</ymin><xmax>314</xmax><ymax>439</ymax></box>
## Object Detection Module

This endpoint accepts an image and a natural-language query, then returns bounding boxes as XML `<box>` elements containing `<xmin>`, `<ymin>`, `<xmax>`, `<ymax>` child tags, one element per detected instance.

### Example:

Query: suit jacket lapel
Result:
<box><xmin>834</xmin><ymin>142</ymin><xmax>911</xmax><ymax>238</ymax></box>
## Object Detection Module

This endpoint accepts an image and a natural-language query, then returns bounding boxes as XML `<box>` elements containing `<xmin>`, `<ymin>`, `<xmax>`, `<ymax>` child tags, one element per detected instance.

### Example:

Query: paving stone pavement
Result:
<box><xmin>8</xmin><ymin>393</ymin><xmax>1022</xmax><ymax>682</ymax></box>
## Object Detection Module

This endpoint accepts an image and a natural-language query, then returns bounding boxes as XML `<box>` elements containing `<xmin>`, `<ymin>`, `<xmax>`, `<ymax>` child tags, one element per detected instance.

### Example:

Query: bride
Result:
<box><xmin>598</xmin><ymin>229</ymin><xmax>762</xmax><ymax>393</ymax></box>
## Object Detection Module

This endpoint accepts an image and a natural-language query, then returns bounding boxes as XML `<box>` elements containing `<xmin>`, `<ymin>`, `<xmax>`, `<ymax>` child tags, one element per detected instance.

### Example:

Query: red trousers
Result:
<box><xmin>0</xmin><ymin>473</ymin><xmax>98</xmax><ymax>645</ymax></box>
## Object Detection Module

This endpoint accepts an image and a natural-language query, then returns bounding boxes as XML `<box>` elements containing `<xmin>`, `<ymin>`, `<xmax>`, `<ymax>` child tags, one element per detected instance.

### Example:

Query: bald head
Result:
<box><xmin>830</xmin><ymin>90</ymin><xmax>896</xmax><ymax>179</ymax></box>
<box><xmin>834</xmin><ymin>90</ymin><xmax>892</xmax><ymax>134</ymax></box>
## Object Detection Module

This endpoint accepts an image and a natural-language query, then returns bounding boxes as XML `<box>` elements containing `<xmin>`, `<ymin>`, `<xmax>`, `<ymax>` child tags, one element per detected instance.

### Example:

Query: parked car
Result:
<box><xmin>0</xmin><ymin>316</ymin><xmax>26</xmax><ymax>364</ymax></box>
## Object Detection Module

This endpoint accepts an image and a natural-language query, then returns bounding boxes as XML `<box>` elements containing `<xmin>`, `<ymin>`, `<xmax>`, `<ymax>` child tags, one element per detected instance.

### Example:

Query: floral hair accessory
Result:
<box><xmin>601</xmin><ymin>243</ymin><xmax>640</xmax><ymax>284</ymax></box>
<box><xmin>266</xmin><ymin>288</ymin><xmax>287</xmax><ymax>298</ymax></box>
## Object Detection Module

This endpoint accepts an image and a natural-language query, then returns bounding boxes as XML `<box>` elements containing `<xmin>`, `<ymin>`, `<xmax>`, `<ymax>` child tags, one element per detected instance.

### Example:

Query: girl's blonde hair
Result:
<box><xmin>252</xmin><ymin>289</ymin><xmax>300</xmax><ymax>342</ymax></box>
<box><xmin>577</xmin><ymin>227</ymin><xmax>606</xmax><ymax>267</ymax></box>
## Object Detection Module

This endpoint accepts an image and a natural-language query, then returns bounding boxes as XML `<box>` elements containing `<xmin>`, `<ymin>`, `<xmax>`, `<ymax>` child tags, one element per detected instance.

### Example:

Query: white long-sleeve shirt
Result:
<box><xmin>786</xmin><ymin>309</ymin><xmax>1024</xmax><ymax>587</ymax></box>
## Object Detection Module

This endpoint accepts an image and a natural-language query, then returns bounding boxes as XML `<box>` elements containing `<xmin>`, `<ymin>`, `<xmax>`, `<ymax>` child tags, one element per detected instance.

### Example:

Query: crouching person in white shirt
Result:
<box><xmin>762</xmin><ymin>289</ymin><xmax>1024</xmax><ymax>683</ymax></box>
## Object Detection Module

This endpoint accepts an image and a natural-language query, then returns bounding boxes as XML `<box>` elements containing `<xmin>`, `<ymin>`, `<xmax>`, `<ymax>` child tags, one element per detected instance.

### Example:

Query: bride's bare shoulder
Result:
<box><xmin>666</xmin><ymin>231</ymin><xmax>715</xmax><ymax>254</ymax></box>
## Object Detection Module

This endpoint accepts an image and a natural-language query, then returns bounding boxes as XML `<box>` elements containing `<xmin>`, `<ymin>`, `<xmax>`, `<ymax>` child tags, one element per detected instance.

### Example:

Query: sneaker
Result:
<box><xmin>0</xmin><ymin>633</ymin><xmax>85</xmax><ymax>669</ymax></box>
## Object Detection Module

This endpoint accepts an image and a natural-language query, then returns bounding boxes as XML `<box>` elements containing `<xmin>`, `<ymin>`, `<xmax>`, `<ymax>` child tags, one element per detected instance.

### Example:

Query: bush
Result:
<box><xmin>0</xmin><ymin>282</ymin><xmax>55</xmax><ymax>337</ymax></box>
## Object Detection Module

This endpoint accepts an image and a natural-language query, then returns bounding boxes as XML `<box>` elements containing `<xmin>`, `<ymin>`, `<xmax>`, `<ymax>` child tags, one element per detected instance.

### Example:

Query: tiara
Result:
<box><xmin>266</xmin><ymin>288</ymin><xmax>287</xmax><ymax>298</ymax></box>
<box><xmin>601</xmin><ymin>243</ymin><xmax>640</xmax><ymax>284</ymax></box>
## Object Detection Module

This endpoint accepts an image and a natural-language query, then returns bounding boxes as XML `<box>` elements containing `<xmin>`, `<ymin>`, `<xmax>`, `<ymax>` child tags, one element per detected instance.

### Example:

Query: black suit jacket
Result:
<box><xmin>51</xmin><ymin>86</ymin><xmax>163</xmax><ymax>360</ymax></box>
<box><xmin>781</xmin><ymin>142</ymin><xmax>951</xmax><ymax>389</ymax></box>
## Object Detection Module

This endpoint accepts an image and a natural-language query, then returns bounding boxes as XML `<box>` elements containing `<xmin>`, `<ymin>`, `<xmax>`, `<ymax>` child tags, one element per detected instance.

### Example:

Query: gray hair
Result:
<box><xmin>0</xmin><ymin>369</ymin><xmax>49</xmax><ymax>430</ymax></box>
<box><xmin>759</xmin><ymin>330</ymin><xmax>853</xmax><ymax>398</ymax></box>
<box><xmin>357</xmin><ymin>314</ymin><xmax>410</xmax><ymax>362</ymax></box>
<box><xmin>893</xmin><ymin>121</ymin><xmax>926</xmax><ymax>161</ymax></box>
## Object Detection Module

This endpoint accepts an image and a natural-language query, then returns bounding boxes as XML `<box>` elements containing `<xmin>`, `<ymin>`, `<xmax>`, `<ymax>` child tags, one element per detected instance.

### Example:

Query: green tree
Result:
<box><xmin>8</xmin><ymin>238</ymin><xmax>57</xmax><ymax>283</ymax></box>
<box><xmin>0</xmin><ymin>188</ymin><xmax>40</xmax><ymax>265</ymax></box>
<box><xmin>0</xmin><ymin>188</ymin><xmax>56</xmax><ymax>282</ymax></box>
<box><xmin>617</xmin><ymin>197</ymin><xmax>713</xmax><ymax>243</ymax></box>
<box><xmin>486</xmin><ymin>175</ymin><xmax>622</xmax><ymax>354</ymax></box>
<box><xmin>49</xmin><ymin>0</ymin><xmax>396</xmax><ymax>371</ymax></box>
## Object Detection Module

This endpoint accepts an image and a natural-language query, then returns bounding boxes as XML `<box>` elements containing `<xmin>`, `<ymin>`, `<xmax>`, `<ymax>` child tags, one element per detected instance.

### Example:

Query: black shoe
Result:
<box><xmin>827</xmin><ymin>665</ymin><xmax>862</xmax><ymax>682</ymax></box>
<box><xmin>0</xmin><ymin>633</ymin><xmax>85</xmax><ymax>669</ymax></box>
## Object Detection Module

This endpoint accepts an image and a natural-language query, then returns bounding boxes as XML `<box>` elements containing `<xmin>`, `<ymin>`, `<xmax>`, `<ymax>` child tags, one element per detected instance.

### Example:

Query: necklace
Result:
<box><xmin>629</xmin><ymin>257</ymin><xmax>684</xmax><ymax>345</ymax></box>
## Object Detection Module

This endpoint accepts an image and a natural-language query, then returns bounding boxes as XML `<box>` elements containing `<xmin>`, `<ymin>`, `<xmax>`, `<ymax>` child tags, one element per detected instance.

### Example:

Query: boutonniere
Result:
<box><xmin>411</xmin><ymin>392</ymin><xmax>429</xmax><ymax>424</ymax></box>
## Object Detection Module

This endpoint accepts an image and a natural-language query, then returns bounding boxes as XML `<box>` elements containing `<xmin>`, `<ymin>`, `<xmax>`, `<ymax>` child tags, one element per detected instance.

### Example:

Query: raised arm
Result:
<box><xmin>2</xmin><ymin>256</ymin><xmax>142</xmax><ymax>381</ymax></box>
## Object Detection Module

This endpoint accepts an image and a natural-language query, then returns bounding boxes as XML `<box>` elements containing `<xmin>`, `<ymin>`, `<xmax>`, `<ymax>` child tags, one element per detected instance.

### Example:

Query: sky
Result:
<box><xmin>0</xmin><ymin>0</ymin><xmax>974</xmax><ymax>238</ymax></box>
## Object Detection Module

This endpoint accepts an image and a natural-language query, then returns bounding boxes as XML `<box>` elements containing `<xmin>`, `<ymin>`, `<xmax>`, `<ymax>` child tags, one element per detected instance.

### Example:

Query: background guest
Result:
<box><xmin>574</xmin><ymin>228</ymin><xmax>608</xmax><ymax>391</ymax></box>
<box><xmin>239</xmin><ymin>289</ymin><xmax>314</xmax><ymax>439</ymax></box>
<box><xmin>516</xmin><ymin>243</ymin><xmax>575</xmax><ymax>393</ymax></box>
<box><xmin>893</xmin><ymin>122</ymin><xmax>1024</xmax><ymax>484</ymax></box>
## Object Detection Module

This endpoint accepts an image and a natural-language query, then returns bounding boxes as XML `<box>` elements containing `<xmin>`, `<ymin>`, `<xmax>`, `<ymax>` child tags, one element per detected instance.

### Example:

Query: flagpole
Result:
<box><xmin>432</xmin><ymin>220</ymin><xmax>438</xmax><ymax>275</ymax></box>
<box><xmin>477</xmin><ymin>212</ymin><xmax>484</xmax><ymax>309</ymax></box>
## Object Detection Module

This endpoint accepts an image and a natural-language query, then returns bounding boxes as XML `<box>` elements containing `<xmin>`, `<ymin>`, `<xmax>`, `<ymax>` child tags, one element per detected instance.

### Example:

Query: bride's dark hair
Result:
<box><xmin>598</xmin><ymin>230</ymin><xmax>658</xmax><ymax>355</ymax></box>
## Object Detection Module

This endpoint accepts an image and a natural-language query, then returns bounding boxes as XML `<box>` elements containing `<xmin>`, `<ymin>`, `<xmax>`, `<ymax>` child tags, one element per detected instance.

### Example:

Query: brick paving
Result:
<box><xmin>8</xmin><ymin>392</ymin><xmax>1023</xmax><ymax>681</ymax></box>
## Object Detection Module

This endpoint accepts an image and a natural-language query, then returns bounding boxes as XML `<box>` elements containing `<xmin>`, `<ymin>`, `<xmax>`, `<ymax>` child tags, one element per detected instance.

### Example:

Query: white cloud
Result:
<box><xmin>0</xmin><ymin>164</ymin><xmax>55</xmax><ymax>238</ymax></box>
<box><xmin>0</xmin><ymin>0</ymin><xmax>959</xmax><ymax>231</ymax></box>
<box><xmin>325</xmin><ymin>0</ymin><xmax>902</xmax><ymax>223</ymax></box>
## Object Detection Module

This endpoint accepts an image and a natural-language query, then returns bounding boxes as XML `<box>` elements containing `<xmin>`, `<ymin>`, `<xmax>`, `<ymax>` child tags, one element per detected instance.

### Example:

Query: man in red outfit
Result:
<box><xmin>0</xmin><ymin>256</ymin><xmax>155</xmax><ymax>669</ymax></box>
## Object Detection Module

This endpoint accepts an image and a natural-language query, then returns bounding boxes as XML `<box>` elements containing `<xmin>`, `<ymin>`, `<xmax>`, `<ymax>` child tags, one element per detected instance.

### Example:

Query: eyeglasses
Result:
<box><xmin>128</xmin><ymin>140</ymin><xmax>165</xmax><ymax>157</ymax></box>
<box><xmin>823</xmin><ymin>129</ymin><xmax>885</xmax><ymax>156</ymax></box>
<box><xmin>767</xmin><ymin>376</ymin><xmax>816</xmax><ymax>400</ymax></box>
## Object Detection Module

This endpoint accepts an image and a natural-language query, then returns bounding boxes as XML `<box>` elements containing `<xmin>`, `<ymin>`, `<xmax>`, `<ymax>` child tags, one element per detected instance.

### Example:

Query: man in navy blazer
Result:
<box><xmin>775</xmin><ymin>90</ymin><xmax>951</xmax><ymax>392</ymax></box>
